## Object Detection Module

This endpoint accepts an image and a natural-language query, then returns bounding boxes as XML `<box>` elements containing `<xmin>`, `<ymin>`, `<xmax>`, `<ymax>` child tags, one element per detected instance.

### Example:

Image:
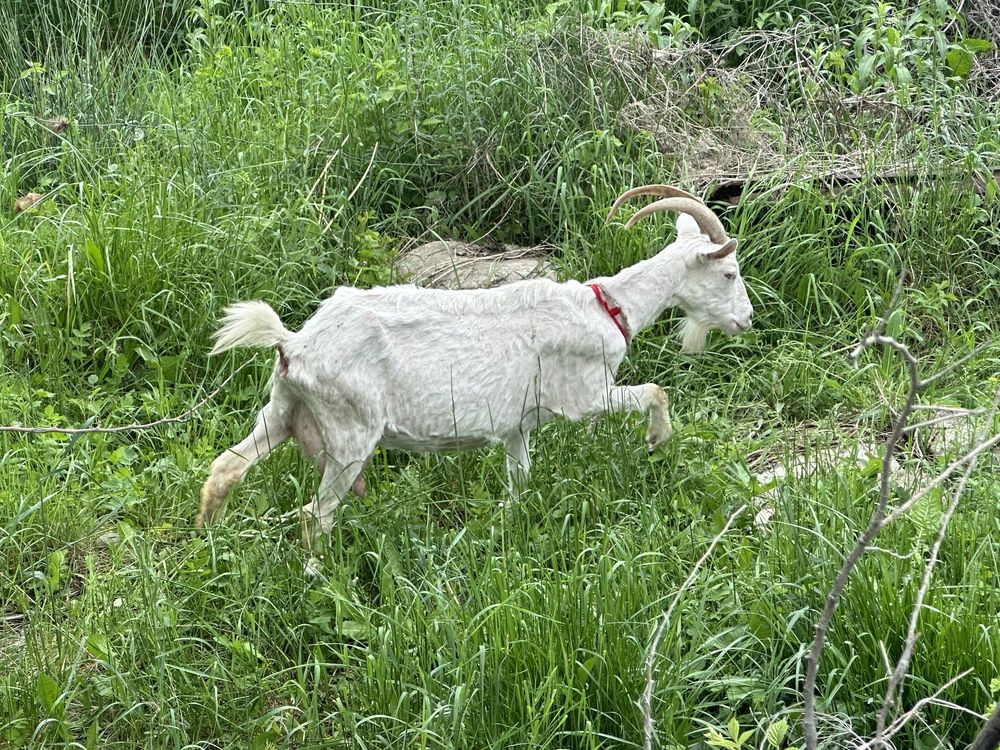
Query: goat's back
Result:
<box><xmin>277</xmin><ymin>278</ymin><xmax>627</xmax><ymax>446</ymax></box>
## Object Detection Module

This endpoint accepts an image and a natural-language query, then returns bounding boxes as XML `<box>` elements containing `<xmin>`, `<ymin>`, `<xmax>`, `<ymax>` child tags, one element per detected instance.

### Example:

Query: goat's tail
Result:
<box><xmin>209</xmin><ymin>301</ymin><xmax>291</xmax><ymax>355</ymax></box>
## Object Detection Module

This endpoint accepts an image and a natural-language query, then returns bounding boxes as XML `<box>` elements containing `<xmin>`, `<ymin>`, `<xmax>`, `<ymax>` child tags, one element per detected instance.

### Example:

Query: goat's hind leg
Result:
<box><xmin>504</xmin><ymin>431</ymin><xmax>531</xmax><ymax>498</ymax></box>
<box><xmin>300</xmin><ymin>462</ymin><xmax>362</xmax><ymax>547</ymax></box>
<box><xmin>298</xmin><ymin>454</ymin><xmax>372</xmax><ymax>577</ymax></box>
<box><xmin>292</xmin><ymin>405</ymin><xmax>369</xmax><ymax>497</ymax></box>
<box><xmin>197</xmin><ymin>402</ymin><xmax>290</xmax><ymax>527</ymax></box>
<box><xmin>606</xmin><ymin>384</ymin><xmax>672</xmax><ymax>452</ymax></box>
<box><xmin>296</xmin><ymin>417</ymin><xmax>380</xmax><ymax>572</ymax></box>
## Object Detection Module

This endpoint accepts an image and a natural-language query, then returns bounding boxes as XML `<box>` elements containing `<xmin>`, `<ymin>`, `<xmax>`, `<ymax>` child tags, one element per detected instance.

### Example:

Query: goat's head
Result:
<box><xmin>607</xmin><ymin>185</ymin><xmax>753</xmax><ymax>353</ymax></box>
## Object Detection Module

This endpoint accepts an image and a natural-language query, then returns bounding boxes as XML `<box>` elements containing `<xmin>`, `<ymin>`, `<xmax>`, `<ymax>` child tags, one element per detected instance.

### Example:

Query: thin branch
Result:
<box><xmin>873</xmin><ymin>386</ymin><xmax>1000</xmax><ymax>745</ymax></box>
<box><xmin>306</xmin><ymin>134</ymin><xmax>350</xmax><ymax>202</ymax></box>
<box><xmin>922</xmin><ymin>697</ymin><xmax>994</xmax><ymax>723</ymax></box>
<box><xmin>805</xmin><ymin>336</ymin><xmax>921</xmax><ymax>750</ymax></box>
<box><xmin>0</xmin><ymin>362</ymin><xmax>250</xmax><ymax>435</ymax></box>
<box><xmin>868</xmin><ymin>669</ymin><xmax>974</xmax><ymax>747</ymax></box>
<box><xmin>324</xmin><ymin>140</ymin><xmax>379</xmax><ymax>232</ymax></box>
<box><xmin>806</xmin><ymin>329</ymin><xmax>995</xmax><ymax>750</ymax></box>
<box><xmin>878</xmin><ymin>430</ymin><xmax>1000</xmax><ymax>530</ymax></box>
<box><xmin>920</xmin><ymin>339</ymin><xmax>996</xmax><ymax>389</ymax></box>
<box><xmin>903</xmin><ymin>408</ymin><xmax>985</xmax><ymax>434</ymax></box>
<box><xmin>849</xmin><ymin>334</ymin><xmax>920</xmax><ymax>373</ymax></box>
<box><xmin>910</xmin><ymin>404</ymin><xmax>983</xmax><ymax>413</ymax></box>
<box><xmin>942</xmin><ymin>0</ymin><xmax>967</xmax><ymax>35</ymax></box>
<box><xmin>641</xmin><ymin>503</ymin><xmax>747</xmax><ymax>750</ymax></box>
<box><xmin>345</xmin><ymin>140</ymin><xmax>378</xmax><ymax>204</ymax></box>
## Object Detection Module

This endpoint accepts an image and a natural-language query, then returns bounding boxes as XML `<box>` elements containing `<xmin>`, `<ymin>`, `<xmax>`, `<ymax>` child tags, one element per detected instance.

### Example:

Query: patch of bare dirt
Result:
<box><xmin>396</xmin><ymin>240</ymin><xmax>556</xmax><ymax>290</ymax></box>
<box><xmin>748</xmin><ymin>407</ymin><xmax>993</xmax><ymax>532</ymax></box>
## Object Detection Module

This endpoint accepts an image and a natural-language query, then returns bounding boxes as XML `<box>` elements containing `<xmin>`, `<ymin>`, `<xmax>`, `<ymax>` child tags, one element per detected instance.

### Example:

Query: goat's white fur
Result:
<box><xmin>198</xmin><ymin>204</ymin><xmax>753</xmax><ymax>559</ymax></box>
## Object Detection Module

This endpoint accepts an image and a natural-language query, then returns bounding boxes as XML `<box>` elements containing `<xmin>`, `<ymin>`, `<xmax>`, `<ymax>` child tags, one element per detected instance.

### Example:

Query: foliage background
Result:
<box><xmin>2</xmin><ymin>0</ymin><xmax>1000</xmax><ymax>747</ymax></box>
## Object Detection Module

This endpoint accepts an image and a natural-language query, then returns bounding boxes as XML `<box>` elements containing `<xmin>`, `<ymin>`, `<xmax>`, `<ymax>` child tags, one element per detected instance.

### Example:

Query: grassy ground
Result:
<box><xmin>3</xmin><ymin>1</ymin><xmax>1000</xmax><ymax>748</ymax></box>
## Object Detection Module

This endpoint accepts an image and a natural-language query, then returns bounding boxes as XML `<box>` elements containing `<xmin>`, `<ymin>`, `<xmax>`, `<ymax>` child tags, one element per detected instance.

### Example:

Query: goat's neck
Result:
<box><xmin>597</xmin><ymin>249</ymin><xmax>686</xmax><ymax>333</ymax></box>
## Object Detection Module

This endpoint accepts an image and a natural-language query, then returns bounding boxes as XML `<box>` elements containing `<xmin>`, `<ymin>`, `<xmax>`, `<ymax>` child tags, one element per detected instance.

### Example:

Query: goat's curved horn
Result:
<box><xmin>623</xmin><ymin>197</ymin><xmax>728</xmax><ymax>245</ymax></box>
<box><xmin>606</xmin><ymin>184</ymin><xmax>702</xmax><ymax>223</ymax></box>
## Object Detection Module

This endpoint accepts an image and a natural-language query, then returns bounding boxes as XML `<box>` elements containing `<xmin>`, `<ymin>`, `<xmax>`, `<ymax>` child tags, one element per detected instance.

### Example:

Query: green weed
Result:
<box><xmin>2</xmin><ymin>1</ymin><xmax>1000</xmax><ymax>748</ymax></box>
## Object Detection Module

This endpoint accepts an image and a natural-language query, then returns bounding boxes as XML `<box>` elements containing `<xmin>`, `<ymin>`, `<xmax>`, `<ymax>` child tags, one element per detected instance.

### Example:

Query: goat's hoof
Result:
<box><xmin>195</xmin><ymin>507</ymin><xmax>223</xmax><ymax>528</ymax></box>
<box><xmin>304</xmin><ymin>556</ymin><xmax>323</xmax><ymax>578</ymax></box>
<box><xmin>645</xmin><ymin>423</ymin><xmax>673</xmax><ymax>452</ymax></box>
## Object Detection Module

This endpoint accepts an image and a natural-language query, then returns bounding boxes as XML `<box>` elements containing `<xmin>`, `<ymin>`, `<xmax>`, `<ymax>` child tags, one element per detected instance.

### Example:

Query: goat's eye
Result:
<box><xmin>724</xmin><ymin>272</ymin><xmax>737</xmax><ymax>281</ymax></box>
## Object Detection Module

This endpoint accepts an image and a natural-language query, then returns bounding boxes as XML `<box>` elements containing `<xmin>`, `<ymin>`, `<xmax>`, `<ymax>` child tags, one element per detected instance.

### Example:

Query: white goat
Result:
<box><xmin>198</xmin><ymin>186</ymin><xmax>753</xmax><ymax>559</ymax></box>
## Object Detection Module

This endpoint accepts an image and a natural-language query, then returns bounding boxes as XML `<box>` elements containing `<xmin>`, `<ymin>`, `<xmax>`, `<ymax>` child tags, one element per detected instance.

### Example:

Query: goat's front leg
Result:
<box><xmin>606</xmin><ymin>384</ymin><xmax>672</xmax><ymax>452</ymax></box>
<box><xmin>504</xmin><ymin>431</ymin><xmax>531</xmax><ymax>497</ymax></box>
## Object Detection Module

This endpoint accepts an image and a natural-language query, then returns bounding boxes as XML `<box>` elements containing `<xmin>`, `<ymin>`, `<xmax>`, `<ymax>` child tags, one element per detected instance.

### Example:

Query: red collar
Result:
<box><xmin>589</xmin><ymin>283</ymin><xmax>631</xmax><ymax>346</ymax></box>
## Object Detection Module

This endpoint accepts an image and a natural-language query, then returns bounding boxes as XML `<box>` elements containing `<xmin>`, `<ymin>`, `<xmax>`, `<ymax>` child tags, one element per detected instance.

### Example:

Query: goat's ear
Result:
<box><xmin>675</xmin><ymin>213</ymin><xmax>701</xmax><ymax>237</ymax></box>
<box><xmin>703</xmin><ymin>238</ymin><xmax>737</xmax><ymax>260</ymax></box>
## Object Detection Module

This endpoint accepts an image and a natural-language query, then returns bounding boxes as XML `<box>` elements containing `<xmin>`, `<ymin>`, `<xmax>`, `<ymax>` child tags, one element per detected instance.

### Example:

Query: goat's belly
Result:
<box><xmin>377</xmin><ymin>362</ymin><xmax>572</xmax><ymax>451</ymax></box>
<box><xmin>378</xmin><ymin>429</ymin><xmax>496</xmax><ymax>452</ymax></box>
<box><xmin>379</xmin><ymin>398</ymin><xmax>531</xmax><ymax>451</ymax></box>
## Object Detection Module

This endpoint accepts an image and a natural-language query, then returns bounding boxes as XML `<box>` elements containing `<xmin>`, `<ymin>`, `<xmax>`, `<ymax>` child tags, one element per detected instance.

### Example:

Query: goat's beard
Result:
<box><xmin>678</xmin><ymin>318</ymin><xmax>711</xmax><ymax>353</ymax></box>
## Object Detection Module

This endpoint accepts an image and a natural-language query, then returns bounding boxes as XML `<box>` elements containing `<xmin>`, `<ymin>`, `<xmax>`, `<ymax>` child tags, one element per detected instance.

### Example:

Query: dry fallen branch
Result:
<box><xmin>641</xmin><ymin>503</ymin><xmax>748</xmax><ymax>750</ymax></box>
<box><xmin>323</xmin><ymin>140</ymin><xmax>378</xmax><ymax>232</ymax></box>
<box><xmin>903</xmin><ymin>408</ymin><xmax>985</xmax><ymax>434</ymax></box>
<box><xmin>869</xmin><ymin>669</ymin><xmax>975</xmax><ymax>749</ymax></box>
<box><xmin>878</xmin><ymin>432</ymin><xmax>1000</xmax><ymax>529</ymax></box>
<box><xmin>0</xmin><ymin>362</ymin><xmax>249</xmax><ymax>435</ymax></box>
<box><xmin>570</xmin><ymin>23</ymin><xmax>985</xmax><ymax>189</ymax></box>
<box><xmin>706</xmin><ymin>166</ymin><xmax>1000</xmax><ymax>204</ymax></box>
<box><xmin>802</xmin><ymin>334</ymin><xmax>918</xmax><ymax>749</ymax></box>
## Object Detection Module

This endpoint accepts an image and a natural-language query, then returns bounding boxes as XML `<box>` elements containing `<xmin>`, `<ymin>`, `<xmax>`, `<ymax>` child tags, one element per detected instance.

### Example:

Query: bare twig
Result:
<box><xmin>805</xmin><ymin>329</ymin><xmax>994</xmax><ymax>750</ymax></box>
<box><xmin>910</xmin><ymin>404</ymin><xmax>982</xmax><ymax>413</ymax></box>
<box><xmin>306</xmin><ymin>134</ymin><xmax>351</xmax><ymax>224</ymax></box>
<box><xmin>641</xmin><ymin>503</ymin><xmax>747</xmax><ymax>750</ymax></box>
<box><xmin>922</xmin><ymin>697</ymin><xmax>994</xmax><ymax>723</ymax></box>
<box><xmin>920</xmin><ymin>340</ymin><xmax>997</xmax><ymax>388</ymax></box>
<box><xmin>870</xmin><ymin>669</ymin><xmax>974</xmax><ymax>747</ymax></box>
<box><xmin>878</xmin><ymin>431</ymin><xmax>1000</xmax><ymax>529</ymax></box>
<box><xmin>803</xmin><ymin>338</ymin><xmax>918</xmax><ymax>748</ymax></box>
<box><xmin>903</xmin><ymin>408</ymin><xmax>985</xmax><ymax>434</ymax></box>
<box><xmin>345</xmin><ymin>141</ymin><xmax>378</xmax><ymax>204</ymax></box>
<box><xmin>872</xmin><ymin>386</ymin><xmax>1000</xmax><ymax>745</ymax></box>
<box><xmin>0</xmin><ymin>362</ymin><xmax>249</xmax><ymax>435</ymax></box>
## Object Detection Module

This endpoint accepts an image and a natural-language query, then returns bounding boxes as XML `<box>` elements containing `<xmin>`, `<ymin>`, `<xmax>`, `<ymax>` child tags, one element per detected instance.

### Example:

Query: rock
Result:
<box><xmin>750</xmin><ymin>438</ymin><xmax>890</xmax><ymax>533</ymax></box>
<box><xmin>917</xmin><ymin>408</ymin><xmax>981</xmax><ymax>457</ymax></box>
<box><xmin>0</xmin><ymin>616</ymin><xmax>26</xmax><ymax>668</ymax></box>
<box><xmin>94</xmin><ymin>530</ymin><xmax>121</xmax><ymax>548</ymax></box>
<box><xmin>396</xmin><ymin>240</ymin><xmax>555</xmax><ymax>290</ymax></box>
<box><xmin>753</xmin><ymin>505</ymin><xmax>775</xmax><ymax>530</ymax></box>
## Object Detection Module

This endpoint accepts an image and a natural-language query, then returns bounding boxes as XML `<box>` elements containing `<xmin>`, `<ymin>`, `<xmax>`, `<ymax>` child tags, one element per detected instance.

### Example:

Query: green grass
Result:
<box><xmin>3</xmin><ymin>0</ymin><xmax>1000</xmax><ymax>748</ymax></box>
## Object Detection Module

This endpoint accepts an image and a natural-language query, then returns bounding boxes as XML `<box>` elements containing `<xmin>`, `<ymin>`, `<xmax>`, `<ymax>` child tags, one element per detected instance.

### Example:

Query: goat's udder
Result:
<box><xmin>352</xmin><ymin>472</ymin><xmax>366</xmax><ymax>497</ymax></box>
